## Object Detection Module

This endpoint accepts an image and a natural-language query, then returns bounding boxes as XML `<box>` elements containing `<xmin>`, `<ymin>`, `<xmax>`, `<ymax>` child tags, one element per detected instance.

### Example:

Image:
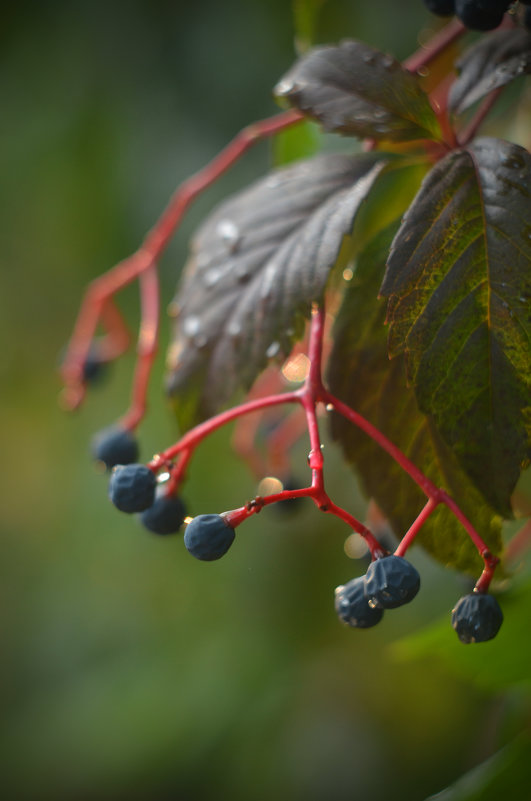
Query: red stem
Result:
<box><xmin>403</xmin><ymin>18</ymin><xmax>466</xmax><ymax>74</ymax></box>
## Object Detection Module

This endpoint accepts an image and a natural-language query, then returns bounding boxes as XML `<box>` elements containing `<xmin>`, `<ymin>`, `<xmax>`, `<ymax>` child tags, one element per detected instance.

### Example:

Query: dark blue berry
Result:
<box><xmin>82</xmin><ymin>351</ymin><xmax>107</xmax><ymax>384</ymax></box>
<box><xmin>92</xmin><ymin>426</ymin><xmax>139</xmax><ymax>469</ymax></box>
<box><xmin>108</xmin><ymin>464</ymin><xmax>156</xmax><ymax>513</ymax></box>
<box><xmin>184</xmin><ymin>514</ymin><xmax>235</xmax><ymax>561</ymax></box>
<box><xmin>451</xmin><ymin>592</ymin><xmax>503</xmax><ymax>643</ymax></box>
<box><xmin>335</xmin><ymin>577</ymin><xmax>384</xmax><ymax>628</ymax></box>
<box><xmin>364</xmin><ymin>555</ymin><xmax>420</xmax><ymax>609</ymax></box>
<box><xmin>476</xmin><ymin>0</ymin><xmax>509</xmax><ymax>12</ymax></box>
<box><xmin>423</xmin><ymin>0</ymin><xmax>456</xmax><ymax>16</ymax></box>
<box><xmin>140</xmin><ymin>493</ymin><xmax>187</xmax><ymax>535</ymax></box>
<box><xmin>455</xmin><ymin>0</ymin><xmax>504</xmax><ymax>30</ymax></box>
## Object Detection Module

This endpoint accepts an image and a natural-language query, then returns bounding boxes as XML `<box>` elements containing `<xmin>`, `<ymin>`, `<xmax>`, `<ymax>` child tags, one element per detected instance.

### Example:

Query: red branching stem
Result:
<box><xmin>403</xmin><ymin>18</ymin><xmax>466</xmax><ymax>74</ymax></box>
<box><xmin>456</xmin><ymin>87</ymin><xmax>505</xmax><ymax>146</ymax></box>
<box><xmin>504</xmin><ymin>518</ymin><xmax>531</xmax><ymax>564</ymax></box>
<box><xmin>61</xmin><ymin>108</ymin><xmax>303</xmax><ymax>413</ymax></box>
<box><xmin>120</xmin><ymin>262</ymin><xmax>160</xmax><ymax>430</ymax></box>
<box><xmin>395</xmin><ymin>497</ymin><xmax>440</xmax><ymax>557</ymax></box>
<box><xmin>323</xmin><ymin>392</ymin><xmax>438</xmax><ymax>497</ymax></box>
<box><xmin>474</xmin><ymin>553</ymin><xmax>501</xmax><ymax>594</ymax></box>
<box><xmin>98</xmin><ymin>299</ymin><xmax>132</xmax><ymax>361</ymax></box>
<box><xmin>149</xmin><ymin>391</ymin><xmax>301</xmax><ymax>470</ymax></box>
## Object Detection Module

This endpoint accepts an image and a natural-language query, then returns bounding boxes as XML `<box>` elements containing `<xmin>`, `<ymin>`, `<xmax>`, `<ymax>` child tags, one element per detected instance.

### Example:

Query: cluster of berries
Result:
<box><xmin>95</xmin><ymin>427</ymin><xmax>504</xmax><ymax>645</ymax></box>
<box><xmin>424</xmin><ymin>0</ymin><xmax>531</xmax><ymax>31</ymax></box>
<box><xmin>335</xmin><ymin>555</ymin><xmax>503</xmax><ymax>643</ymax></box>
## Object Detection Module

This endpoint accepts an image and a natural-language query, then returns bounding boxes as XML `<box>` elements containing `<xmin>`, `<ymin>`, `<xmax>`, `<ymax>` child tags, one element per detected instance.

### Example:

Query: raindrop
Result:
<box><xmin>502</xmin><ymin>154</ymin><xmax>525</xmax><ymax>170</ymax></box>
<box><xmin>362</xmin><ymin>53</ymin><xmax>375</xmax><ymax>65</ymax></box>
<box><xmin>275</xmin><ymin>79</ymin><xmax>295</xmax><ymax>96</ymax></box>
<box><xmin>216</xmin><ymin>219</ymin><xmax>241</xmax><ymax>252</ymax></box>
<box><xmin>204</xmin><ymin>267</ymin><xmax>222</xmax><ymax>287</ymax></box>
<box><xmin>182</xmin><ymin>316</ymin><xmax>201</xmax><ymax>338</ymax></box>
<box><xmin>381</xmin><ymin>55</ymin><xmax>394</xmax><ymax>70</ymax></box>
<box><xmin>228</xmin><ymin>320</ymin><xmax>242</xmax><ymax>340</ymax></box>
<box><xmin>266</xmin><ymin>341</ymin><xmax>281</xmax><ymax>359</ymax></box>
<box><xmin>326</xmin><ymin>403</ymin><xmax>334</xmax><ymax>411</ymax></box>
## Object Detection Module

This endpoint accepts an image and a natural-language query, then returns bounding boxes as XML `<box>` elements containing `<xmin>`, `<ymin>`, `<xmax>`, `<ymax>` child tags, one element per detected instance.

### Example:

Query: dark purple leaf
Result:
<box><xmin>449</xmin><ymin>28</ymin><xmax>531</xmax><ymax>115</ymax></box>
<box><xmin>166</xmin><ymin>153</ymin><xmax>385</xmax><ymax>429</ymax></box>
<box><xmin>274</xmin><ymin>39</ymin><xmax>442</xmax><ymax>142</ymax></box>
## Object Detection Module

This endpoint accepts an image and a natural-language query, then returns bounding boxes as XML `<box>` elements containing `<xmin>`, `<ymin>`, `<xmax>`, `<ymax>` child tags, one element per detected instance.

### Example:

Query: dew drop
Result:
<box><xmin>227</xmin><ymin>320</ymin><xmax>242</xmax><ymax>340</ymax></box>
<box><xmin>266</xmin><ymin>341</ymin><xmax>281</xmax><ymax>359</ymax></box>
<box><xmin>502</xmin><ymin>154</ymin><xmax>525</xmax><ymax>170</ymax></box>
<box><xmin>203</xmin><ymin>267</ymin><xmax>222</xmax><ymax>287</ymax></box>
<box><xmin>326</xmin><ymin>403</ymin><xmax>334</xmax><ymax>411</ymax></box>
<box><xmin>216</xmin><ymin>219</ymin><xmax>241</xmax><ymax>252</ymax></box>
<box><xmin>381</xmin><ymin>55</ymin><xmax>394</xmax><ymax>70</ymax></box>
<box><xmin>275</xmin><ymin>79</ymin><xmax>295</xmax><ymax>96</ymax></box>
<box><xmin>362</xmin><ymin>53</ymin><xmax>375</xmax><ymax>65</ymax></box>
<box><xmin>182</xmin><ymin>315</ymin><xmax>201</xmax><ymax>338</ymax></box>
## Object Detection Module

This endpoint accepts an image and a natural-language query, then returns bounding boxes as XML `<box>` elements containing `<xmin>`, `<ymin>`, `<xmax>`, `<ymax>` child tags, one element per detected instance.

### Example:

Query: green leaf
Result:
<box><xmin>274</xmin><ymin>39</ymin><xmax>442</xmax><ymax>143</ymax></box>
<box><xmin>394</xmin><ymin>579</ymin><xmax>531</xmax><ymax>693</ymax></box>
<box><xmin>381</xmin><ymin>138</ymin><xmax>531</xmax><ymax>518</ymax></box>
<box><xmin>328</xmin><ymin>223</ymin><xmax>502</xmax><ymax>575</ymax></box>
<box><xmin>272</xmin><ymin>118</ymin><xmax>322</xmax><ymax>166</ymax></box>
<box><xmin>449</xmin><ymin>28</ymin><xmax>531</xmax><ymax>115</ymax></box>
<box><xmin>423</xmin><ymin>735</ymin><xmax>531</xmax><ymax>801</ymax></box>
<box><xmin>292</xmin><ymin>0</ymin><xmax>327</xmax><ymax>54</ymax></box>
<box><xmin>166</xmin><ymin>153</ymin><xmax>385</xmax><ymax>430</ymax></box>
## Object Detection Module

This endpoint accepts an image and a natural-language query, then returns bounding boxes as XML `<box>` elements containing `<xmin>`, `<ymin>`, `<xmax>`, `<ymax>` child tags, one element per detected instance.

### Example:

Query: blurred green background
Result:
<box><xmin>1</xmin><ymin>2</ymin><xmax>530</xmax><ymax>799</ymax></box>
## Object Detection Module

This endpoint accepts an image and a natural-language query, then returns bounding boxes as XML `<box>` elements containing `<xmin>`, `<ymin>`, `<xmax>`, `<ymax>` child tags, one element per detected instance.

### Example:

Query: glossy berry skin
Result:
<box><xmin>364</xmin><ymin>555</ymin><xmax>420</xmax><ymax>609</ymax></box>
<box><xmin>423</xmin><ymin>0</ymin><xmax>456</xmax><ymax>16</ymax></box>
<box><xmin>108</xmin><ymin>463</ymin><xmax>156</xmax><ymax>513</ymax></box>
<box><xmin>92</xmin><ymin>426</ymin><xmax>139</xmax><ymax>470</ymax></box>
<box><xmin>455</xmin><ymin>0</ymin><xmax>505</xmax><ymax>30</ymax></box>
<box><xmin>335</xmin><ymin>577</ymin><xmax>384</xmax><ymax>628</ymax></box>
<box><xmin>451</xmin><ymin>592</ymin><xmax>503</xmax><ymax>643</ymax></box>
<box><xmin>140</xmin><ymin>494</ymin><xmax>187</xmax><ymax>535</ymax></box>
<box><xmin>184</xmin><ymin>514</ymin><xmax>235</xmax><ymax>561</ymax></box>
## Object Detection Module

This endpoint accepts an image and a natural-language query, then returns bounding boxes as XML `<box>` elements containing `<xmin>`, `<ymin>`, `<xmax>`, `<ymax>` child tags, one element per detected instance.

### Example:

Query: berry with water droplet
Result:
<box><xmin>335</xmin><ymin>577</ymin><xmax>384</xmax><ymax>628</ymax></box>
<box><xmin>364</xmin><ymin>555</ymin><xmax>420</xmax><ymax>609</ymax></box>
<box><xmin>184</xmin><ymin>514</ymin><xmax>235</xmax><ymax>561</ymax></box>
<box><xmin>109</xmin><ymin>464</ymin><xmax>156</xmax><ymax>513</ymax></box>
<box><xmin>451</xmin><ymin>592</ymin><xmax>503</xmax><ymax>643</ymax></box>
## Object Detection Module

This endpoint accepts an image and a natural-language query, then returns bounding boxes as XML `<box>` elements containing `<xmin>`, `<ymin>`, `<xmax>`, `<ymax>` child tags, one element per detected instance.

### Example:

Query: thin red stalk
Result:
<box><xmin>457</xmin><ymin>87</ymin><xmax>505</xmax><ymax>146</ymax></box>
<box><xmin>504</xmin><ymin>518</ymin><xmax>531</xmax><ymax>564</ymax></box>
<box><xmin>395</xmin><ymin>497</ymin><xmax>440</xmax><ymax>557</ymax></box>
<box><xmin>403</xmin><ymin>18</ymin><xmax>466</xmax><ymax>74</ymax></box>
<box><xmin>99</xmin><ymin>299</ymin><xmax>132</xmax><ymax>361</ymax></box>
<box><xmin>121</xmin><ymin>262</ymin><xmax>160</xmax><ymax>430</ymax></box>
<box><xmin>149</xmin><ymin>390</ymin><xmax>301</xmax><ymax>468</ymax></box>
<box><xmin>61</xmin><ymin>109</ymin><xmax>303</xmax><ymax>410</ymax></box>
<box><xmin>324</xmin><ymin>392</ymin><xmax>438</xmax><ymax>497</ymax></box>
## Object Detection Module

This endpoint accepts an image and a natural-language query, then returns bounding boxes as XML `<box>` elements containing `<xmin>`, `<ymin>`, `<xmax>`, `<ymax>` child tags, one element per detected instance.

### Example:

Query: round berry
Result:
<box><xmin>455</xmin><ymin>0</ymin><xmax>505</xmax><ymax>30</ymax></box>
<box><xmin>364</xmin><ymin>555</ymin><xmax>420</xmax><ymax>609</ymax></box>
<box><xmin>140</xmin><ymin>493</ymin><xmax>187</xmax><ymax>535</ymax></box>
<box><xmin>423</xmin><ymin>0</ymin><xmax>456</xmax><ymax>16</ymax></box>
<box><xmin>82</xmin><ymin>351</ymin><xmax>107</xmax><ymax>384</ymax></box>
<box><xmin>184</xmin><ymin>514</ymin><xmax>235</xmax><ymax>561</ymax></box>
<box><xmin>108</xmin><ymin>463</ymin><xmax>156</xmax><ymax>513</ymax></box>
<box><xmin>335</xmin><ymin>577</ymin><xmax>384</xmax><ymax>628</ymax></box>
<box><xmin>451</xmin><ymin>592</ymin><xmax>503</xmax><ymax>643</ymax></box>
<box><xmin>92</xmin><ymin>426</ymin><xmax>139</xmax><ymax>469</ymax></box>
